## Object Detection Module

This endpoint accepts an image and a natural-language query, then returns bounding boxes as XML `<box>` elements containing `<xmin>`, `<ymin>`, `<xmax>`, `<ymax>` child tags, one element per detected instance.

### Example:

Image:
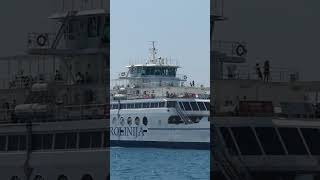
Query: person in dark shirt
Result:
<box><xmin>264</xmin><ymin>60</ymin><xmax>270</xmax><ymax>82</ymax></box>
<box><xmin>256</xmin><ymin>63</ymin><xmax>263</xmax><ymax>80</ymax></box>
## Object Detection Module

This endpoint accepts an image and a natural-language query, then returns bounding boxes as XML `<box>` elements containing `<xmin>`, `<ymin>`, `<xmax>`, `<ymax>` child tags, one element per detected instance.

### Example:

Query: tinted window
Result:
<box><xmin>183</xmin><ymin>102</ymin><xmax>192</xmax><ymax>111</ymax></box>
<box><xmin>204</xmin><ymin>102</ymin><xmax>210</xmax><ymax>111</ymax></box>
<box><xmin>197</xmin><ymin>102</ymin><xmax>206</xmax><ymax>111</ymax></box>
<box><xmin>178</xmin><ymin>102</ymin><xmax>185</xmax><ymax>110</ymax></box>
<box><xmin>103</xmin><ymin>131</ymin><xmax>109</xmax><ymax>147</ymax></box>
<box><xmin>66</xmin><ymin>133</ymin><xmax>77</xmax><ymax>149</ymax></box>
<box><xmin>159</xmin><ymin>102</ymin><xmax>165</xmax><ymax>107</ymax></box>
<box><xmin>143</xmin><ymin>103</ymin><xmax>150</xmax><ymax>108</ymax></box>
<box><xmin>231</xmin><ymin>127</ymin><xmax>262</xmax><ymax>155</ymax></box>
<box><xmin>8</xmin><ymin>136</ymin><xmax>19</xmax><ymax>151</ymax></box>
<box><xmin>127</xmin><ymin>104</ymin><xmax>134</xmax><ymax>109</ymax></box>
<box><xmin>143</xmin><ymin>117</ymin><xmax>148</xmax><ymax>126</ymax></box>
<box><xmin>19</xmin><ymin>135</ymin><xmax>26</xmax><ymax>151</ymax></box>
<box><xmin>79</xmin><ymin>132</ymin><xmax>91</xmax><ymax>148</ymax></box>
<box><xmin>219</xmin><ymin>127</ymin><xmax>239</xmax><ymax>155</ymax></box>
<box><xmin>113</xmin><ymin>104</ymin><xmax>118</xmax><ymax>109</ymax></box>
<box><xmin>278</xmin><ymin>128</ymin><xmax>308</xmax><ymax>155</ymax></box>
<box><xmin>32</xmin><ymin>134</ymin><xmax>42</xmax><ymax>150</ymax></box>
<box><xmin>43</xmin><ymin>134</ymin><xmax>53</xmax><ymax>150</ymax></box>
<box><xmin>135</xmin><ymin>103</ymin><xmax>142</xmax><ymax>109</ymax></box>
<box><xmin>0</xmin><ymin>136</ymin><xmax>6</xmax><ymax>151</ymax></box>
<box><xmin>255</xmin><ymin>127</ymin><xmax>285</xmax><ymax>155</ymax></box>
<box><xmin>120</xmin><ymin>104</ymin><xmax>127</xmax><ymax>109</ymax></box>
<box><xmin>190</xmin><ymin>102</ymin><xmax>199</xmax><ymax>111</ymax></box>
<box><xmin>91</xmin><ymin>132</ymin><xmax>102</xmax><ymax>148</ymax></box>
<box><xmin>55</xmin><ymin>133</ymin><xmax>67</xmax><ymax>149</ymax></box>
<box><xmin>150</xmin><ymin>102</ymin><xmax>158</xmax><ymax>108</ymax></box>
<box><xmin>301</xmin><ymin>128</ymin><xmax>320</xmax><ymax>155</ymax></box>
<box><xmin>167</xmin><ymin>101</ymin><xmax>176</xmax><ymax>108</ymax></box>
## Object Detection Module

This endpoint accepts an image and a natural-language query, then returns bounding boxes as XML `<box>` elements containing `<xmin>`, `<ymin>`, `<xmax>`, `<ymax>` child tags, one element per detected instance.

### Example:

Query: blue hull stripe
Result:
<box><xmin>110</xmin><ymin>140</ymin><xmax>210</xmax><ymax>150</ymax></box>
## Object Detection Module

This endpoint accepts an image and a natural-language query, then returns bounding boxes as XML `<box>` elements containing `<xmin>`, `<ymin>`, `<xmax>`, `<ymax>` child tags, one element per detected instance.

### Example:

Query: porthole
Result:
<box><xmin>33</xmin><ymin>175</ymin><xmax>44</xmax><ymax>180</ymax></box>
<box><xmin>120</xmin><ymin>117</ymin><xmax>125</xmax><ymax>126</ymax></box>
<box><xmin>135</xmin><ymin>117</ymin><xmax>140</xmax><ymax>125</ymax></box>
<box><xmin>143</xmin><ymin>117</ymin><xmax>148</xmax><ymax>126</ymax></box>
<box><xmin>81</xmin><ymin>174</ymin><xmax>93</xmax><ymax>180</ymax></box>
<box><xmin>127</xmin><ymin>117</ymin><xmax>132</xmax><ymax>125</ymax></box>
<box><xmin>57</xmin><ymin>175</ymin><xmax>68</xmax><ymax>180</ymax></box>
<box><xmin>10</xmin><ymin>176</ymin><xmax>20</xmax><ymax>180</ymax></box>
<box><xmin>112</xmin><ymin>117</ymin><xmax>117</xmax><ymax>125</ymax></box>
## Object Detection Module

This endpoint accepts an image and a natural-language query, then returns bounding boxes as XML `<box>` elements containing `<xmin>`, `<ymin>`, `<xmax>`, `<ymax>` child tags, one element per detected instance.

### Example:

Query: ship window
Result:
<box><xmin>143</xmin><ymin>103</ymin><xmax>150</xmax><ymax>108</ymax></box>
<box><xmin>10</xmin><ymin>176</ymin><xmax>20</xmax><ymax>180</ymax></box>
<box><xmin>127</xmin><ymin>103</ymin><xmax>134</xmax><ymax>109</ymax></box>
<box><xmin>32</xmin><ymin>134</ymin><xmax>42</xmax><ymax>150</ymax></box>
<box><xmin>300</xmin><ymin>128</ymin><xmax>320</xmax><ymax>155</ymax></box>
<box><xmin>178</xmin><ymin>102</ymin><xmax>185</xmax><ymax>110</ymax></box>
<box><xmin>150</xmin><ymin>102</ymin><xmax>158</xmax><ymax>108</ymax></box>
<box><xmin>113</xmin><ymin>104</ymin><xmax>119</xmax><ymax>109</ymax></box>
<box><xmin>120</xmin><ymin>104</ymin><xmax>127</xmax><ymax>109</ymax></box>
<box><xmin>91</xmin><ymin>132</ymin><xmax>102</xmax><ymax>148</ymax></box>
<box><xmin>255</xmin><ymin>127</ymin><xmax>285</xmax><ymax>155</ymax></box>
<box><xmin>19</xmin><ymin>135</ymin><xmax>26</xmax><ymax>151</ymax></box>
<box><xmin>167</xmin><ymin>101</ymin><xmax>176</xmax><ymax>108</ymax></box>
<box><xmin>66</xmin><ymin>133</ymin><xmax>77</xmax><ymax>149</ymax></box>
<box><xmin>134</xmin><ymin>103</ymin><xmax>142</xmax><ymax>109</ymax></box>
<box><xmin>278</xmin><ymin>128</ymin><xmax>308</xmax><ymax>155</ymax></box>
<box><xmin>88</xmin><ymin>16</ymin><xmax>100</xmax><ymax>38</ymax></box>
<box><xmin>143</xmin><ymin>117</ymin><xmax>148</xmax><ymax>126</ymax></box>
<box><xmin>168</xmin><ymin>116</ymin><xmax>182</xmax><ymax>124</ymax></box>
<box><xmin>54</xmin><ymin>133</ymin><xmax>77</xmax><ymax>149</ymax></box>
<box><xmin>159</xmin><ymin>102</ymin><xmax>165</xmax><ymax>107</ymax></box>
<box><xmin>219</xmin><ymin>127</ymin><xmax>239</xmax><ymax>155</ymax></box>
<box><xmin>182</xmin><ymin>102</ymin><xmax>192</xmax><ymax>111</ymax></box>
<box><xmin>0</xmin><ymin>136</ymin><xmax>6</xmax><ymax>151</ymax></box>
<box><xmin>204</xmin><ymin>102</ymin><xmax>210</xmax><ymax>111</ymax></box>
<box><xmin>190</xmin><ymin>102</ymin><xmax>199</xmax><ymax>111</ymax></box>
<box><xmin>197</xmin><ymin>102</ymin><xmax>206</xmax><ymax>111</ymax></box>
<box><xmin>127</xmin><ymin>117</ymin><xmax>132</xmax><ymax>125</ymax></box>
<box><xmin>7</xmin><ymin>135</ymin><xmax>19</xmax><ymax>151</ymax></box>
<box><xmin>43</xmin><ymin>134</ymin><xmax>53</xmax><ymax>150</ymax></box>
<box><xmin>120</xmin><ymin>117</ymin><xmax>125</xmax><ymax>126</ymax></box>
<box><xmin>231</xmin><ymin>127</ymin><xmax>262</xmax><ymax>155</ymax></box>
<box><xmin>79</xmin><ymin>132</ymin><xmax>102</xmax><ymax>148</ymax></box>
<box><xmin>103</xmin><ymin>131</ymin><xmax>109</xmax><ymax>147</ymax></box>
<box><xmin>33</xmin><ymin>175</ymin><xmax>44</xmax><ymax>180</ymax></box>
<box><xmin>135</xmin><ymin>117</ymin><xmax>140</xmax><ymax>125</ymax></box>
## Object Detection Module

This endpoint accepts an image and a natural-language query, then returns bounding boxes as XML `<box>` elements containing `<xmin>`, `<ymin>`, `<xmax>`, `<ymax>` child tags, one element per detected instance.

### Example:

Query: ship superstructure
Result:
<box><xmin>110</xmin><ymin>42</ymin><xmax>210</xmax><ymax>149</ymax></box>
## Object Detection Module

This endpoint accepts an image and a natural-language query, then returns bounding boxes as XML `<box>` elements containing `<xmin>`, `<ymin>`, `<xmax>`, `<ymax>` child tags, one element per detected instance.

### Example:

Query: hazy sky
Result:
<box><xmin>110</xmin><ymin>0</ymin><xmax>210</xmax><ymax>86</ymax></box>
<box><xmin>215</xmin><ymin>0</ymin><xmax>320</xmax><ymax>80</ymax></box>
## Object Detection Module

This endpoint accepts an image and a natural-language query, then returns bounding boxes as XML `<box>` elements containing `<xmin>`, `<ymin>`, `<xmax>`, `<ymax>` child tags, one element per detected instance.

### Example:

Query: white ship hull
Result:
<box><xmin>110</xmin><ymin>100</ymin><xmax>210</xmax><ymax>149</ymax></box>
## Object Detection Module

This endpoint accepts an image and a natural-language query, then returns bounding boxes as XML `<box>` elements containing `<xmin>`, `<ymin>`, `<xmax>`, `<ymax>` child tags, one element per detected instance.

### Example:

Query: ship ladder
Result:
<box><xmin>174</xmin><ymin>103</ymin><xmax>192</xmax><ymax>124</ymax></box>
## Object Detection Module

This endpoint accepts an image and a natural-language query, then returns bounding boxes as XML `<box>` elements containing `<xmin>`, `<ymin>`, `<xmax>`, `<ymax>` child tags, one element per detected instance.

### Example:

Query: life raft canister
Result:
<box><xmin>36</xmin><ymin>34</ymin><xmax>48</xmax><ymax>47</ymax></box>
<box><xmin>235</xmin><ymin>44</ymin><xmax>247</xmax><ymax>57</ymax></box>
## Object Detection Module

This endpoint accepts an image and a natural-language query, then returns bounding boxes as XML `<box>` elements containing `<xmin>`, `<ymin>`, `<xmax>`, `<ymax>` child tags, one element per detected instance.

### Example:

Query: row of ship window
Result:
<box><xmin>112</xmin><ymin>116</ymin><xmax>148</xmax><ymax>126</ymax></box>
<box><xmin>0</xmin><ymin>131</ymin><xmax>108</xmax><ymax>152</ymax></box>
<box><xmin>110</xmin><ymin>101</ymin><xmax>210</xmax><ymax>111</ymax></box>
<box><xmin>219</xmin><ymin>126</ymin><xmax>320</xmax><ymax>156</ymax></box>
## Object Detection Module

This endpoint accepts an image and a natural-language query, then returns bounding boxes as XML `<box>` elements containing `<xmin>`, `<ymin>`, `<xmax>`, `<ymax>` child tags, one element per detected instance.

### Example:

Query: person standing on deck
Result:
<box><xmin>264</xmin><ymin>60</ymin><xmax>270</xmax><ymax>82</ymax></box>
<box><xmin>256</xmin><ymin>63</ymin><xmax>263</xmax><ymax>80</ymax></box>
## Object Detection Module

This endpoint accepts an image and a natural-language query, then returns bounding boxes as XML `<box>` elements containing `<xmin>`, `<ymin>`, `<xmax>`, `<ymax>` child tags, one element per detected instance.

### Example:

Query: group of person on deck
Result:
<box><xmin>256</xmin><ymin>60</ymin><xmax>270</xmax><ymax>82</ymax></box>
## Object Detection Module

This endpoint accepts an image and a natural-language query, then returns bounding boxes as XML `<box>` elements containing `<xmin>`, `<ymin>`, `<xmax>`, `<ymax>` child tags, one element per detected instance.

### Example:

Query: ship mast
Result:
<box><xmin>149</xmin><ymin>41</ymin><xmax>157</xmax><ymax>64</ymax></box>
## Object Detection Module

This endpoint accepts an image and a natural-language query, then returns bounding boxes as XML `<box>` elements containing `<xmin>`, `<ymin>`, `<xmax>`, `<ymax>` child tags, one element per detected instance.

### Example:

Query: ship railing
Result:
<box><xmin>223</xmin><ymin>64</ymin><xmax>295</xmax><ymax>82</ymax></box>
<box><xmin>0</xmin><ymin>103</ymin><xmax>109</xmax><ymax>124</ymax></box>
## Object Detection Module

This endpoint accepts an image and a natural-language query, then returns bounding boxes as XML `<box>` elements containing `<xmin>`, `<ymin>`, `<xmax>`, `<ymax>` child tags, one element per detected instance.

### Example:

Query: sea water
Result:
<box><xmin>111</xmin><ymin>147</ymin><xmax>210</xmax><ymax>180</ymax></box>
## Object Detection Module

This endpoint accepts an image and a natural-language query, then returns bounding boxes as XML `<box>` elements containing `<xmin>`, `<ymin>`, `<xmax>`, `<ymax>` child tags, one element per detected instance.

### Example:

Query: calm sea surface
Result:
<box><xmin>111</xmin><ymin>147</ymin><xmax>210</xmax><ymax>180</ymax></box>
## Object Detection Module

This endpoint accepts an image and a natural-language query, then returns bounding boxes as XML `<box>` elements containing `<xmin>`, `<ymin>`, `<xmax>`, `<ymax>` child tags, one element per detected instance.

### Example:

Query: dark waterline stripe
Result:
<box><xmin>110</xmin><ymin>140</ymin><xmax>210</xmax><ymax>150</ymax></box>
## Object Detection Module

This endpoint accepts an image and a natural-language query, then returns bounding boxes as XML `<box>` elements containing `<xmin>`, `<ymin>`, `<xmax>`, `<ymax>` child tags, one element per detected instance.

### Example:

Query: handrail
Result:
<box><xmin>174</xmin><ymin>103</ymin><xmax>192</xmax><ymax>124</ymax></box>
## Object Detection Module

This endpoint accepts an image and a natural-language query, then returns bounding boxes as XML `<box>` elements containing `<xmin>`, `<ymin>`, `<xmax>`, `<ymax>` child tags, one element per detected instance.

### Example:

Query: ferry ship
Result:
<box><xmin>110</xmin><ymin>42</ymin><xmax>210</xmax><ymax>149</ymax></box>
<box><xmin>0</xmin><ymin>0</ymin><xmax>109</xmax><ymax>179</ymax></box>
<box><xmin>211</xmin><ymin>0</ymin><xmax>320</xmax><ymax>179</ymax></box>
